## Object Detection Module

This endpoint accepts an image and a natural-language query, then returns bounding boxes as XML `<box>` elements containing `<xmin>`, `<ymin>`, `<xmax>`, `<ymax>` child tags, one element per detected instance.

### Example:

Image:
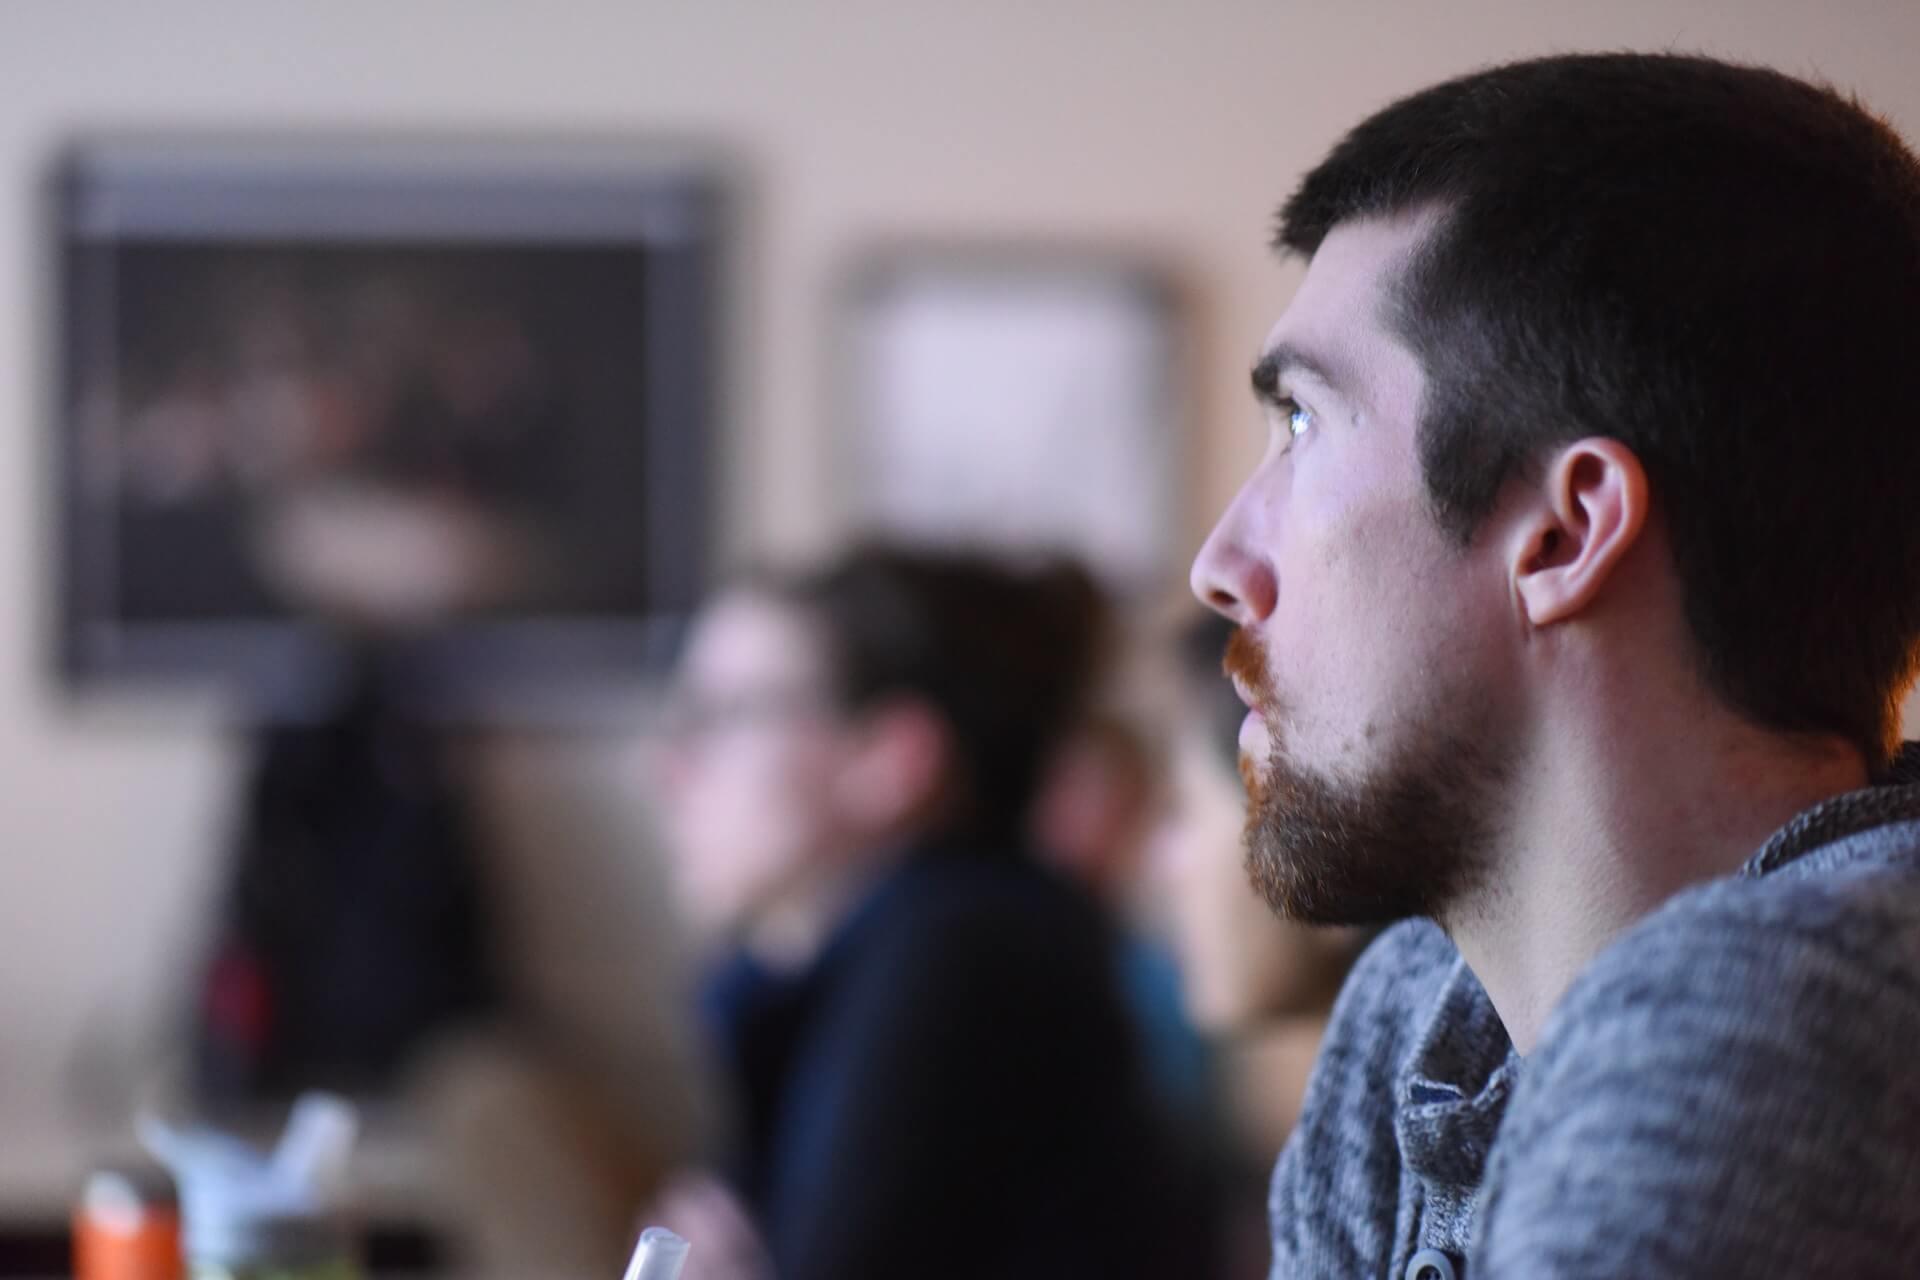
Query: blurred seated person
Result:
<box><xmin>1030</xmin><ymin>710</ymin><xmax>1213</xmax><ymax>1142</ymax></box>
<box><xmin>1147</xmin><ymin>613</ymin><xmax>1368</xmax><ymax>1204</ymax></box>
<box><xmin>648</xmin><ymin>543</ymin><xmax>1214</xmax><ymax>1280</ymax></box>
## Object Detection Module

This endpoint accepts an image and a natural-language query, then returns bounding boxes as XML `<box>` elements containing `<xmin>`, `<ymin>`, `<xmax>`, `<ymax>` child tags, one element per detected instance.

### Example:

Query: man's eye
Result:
<box><xmin>1273</xmin><ymin>397</ymin><xmax>1313</xmax><ymax>450</ymax></box>
<box><xmin>1288</xmin><ymin>400</ymin><xmax>1313</xmax><ymax>438</ymax></box>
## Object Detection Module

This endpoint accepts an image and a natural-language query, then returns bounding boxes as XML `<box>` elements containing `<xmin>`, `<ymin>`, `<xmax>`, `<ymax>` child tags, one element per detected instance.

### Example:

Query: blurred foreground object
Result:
<box><xmin>140</xmin><ymin>1093</ymin><xmax>361</xmax><ymax>1280</ymax></box>
<box><xmin>74</xmin><ymin>1168</ymin><xmax>183</xmax><ymax>1280</ymax></box>
<box><xmin>621</xmin><ymin>1227</ymin><xmax>689</xmax><ymax>1280</ymax></box>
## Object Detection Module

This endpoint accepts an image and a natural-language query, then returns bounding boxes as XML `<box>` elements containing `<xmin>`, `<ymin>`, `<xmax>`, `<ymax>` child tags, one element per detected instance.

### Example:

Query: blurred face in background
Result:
<box><xmin>1030</xmin><ymin>719</ymin><xmax>1157</xmax><ymax>903</ymax></box>
<box><xmin>653</xmin><ymin>589</ymin><xmax>850</xmax><ymax>938</ymax></box>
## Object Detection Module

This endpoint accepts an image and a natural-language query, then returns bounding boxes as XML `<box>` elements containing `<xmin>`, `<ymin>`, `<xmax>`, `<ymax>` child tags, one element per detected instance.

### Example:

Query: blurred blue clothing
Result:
<box><xmin>1115</xmin><ymin>932</ymin><xmax>1214</xmax><ymax>1130</ymax></box>
<box><xmin>698</xmin><ymin>844</ymin><xmax>1217</xmax><ymax>1280</ymax></box>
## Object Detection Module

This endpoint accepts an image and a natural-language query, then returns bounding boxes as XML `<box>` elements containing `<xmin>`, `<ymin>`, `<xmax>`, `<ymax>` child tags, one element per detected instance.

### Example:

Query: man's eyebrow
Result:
<box><xmin>1250</xmin><ymin>342</ymin><xmax>1351</xmax><ymax>409</ymax></box>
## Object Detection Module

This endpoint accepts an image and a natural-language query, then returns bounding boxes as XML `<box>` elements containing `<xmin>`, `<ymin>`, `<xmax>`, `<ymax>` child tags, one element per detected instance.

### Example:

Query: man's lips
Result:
<box><xmin>1238</xmin><ymin>704</ymin><xmax>1269</xmax><ymax>763</ymax></box>
<box><xmin>1222</xmin><ymin>626</ymin><xmax>1269</xmax><ymax>716</ymax></box>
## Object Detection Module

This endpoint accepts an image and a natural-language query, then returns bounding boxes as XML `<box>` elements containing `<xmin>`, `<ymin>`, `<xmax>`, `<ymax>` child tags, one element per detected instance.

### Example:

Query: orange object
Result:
<box><xmin>74</xmin><ymin>1170</ymin><xmax>185</xmax><ymax>1280</ymax></box>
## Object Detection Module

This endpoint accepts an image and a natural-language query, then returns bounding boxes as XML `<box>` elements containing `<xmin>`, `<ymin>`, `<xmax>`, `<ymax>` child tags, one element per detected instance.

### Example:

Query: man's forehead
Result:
<box><xmin>1260</xmin><ymin>212</ymin><xmax>1433</xmax><ymax>404</ymax></box>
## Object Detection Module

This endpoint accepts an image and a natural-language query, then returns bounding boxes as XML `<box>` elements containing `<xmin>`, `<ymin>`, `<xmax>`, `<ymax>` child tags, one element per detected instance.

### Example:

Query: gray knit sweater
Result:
<box><xmin>1268</xmin><ymin>746</ymin><xmax>1920</xmax><ymax>1278</ymax></box>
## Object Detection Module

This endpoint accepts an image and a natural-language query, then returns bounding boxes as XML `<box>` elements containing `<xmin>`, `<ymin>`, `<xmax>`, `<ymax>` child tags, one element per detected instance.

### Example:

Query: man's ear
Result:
<box><xmin>832</xmin><ymin>698</ymin><xmax>952</xmax><ymax>836</ymax></box>
<box><xmin>1508</xmin><ymin>438</ymin><xmax>1650</xmax><ymax>627</ymax></box>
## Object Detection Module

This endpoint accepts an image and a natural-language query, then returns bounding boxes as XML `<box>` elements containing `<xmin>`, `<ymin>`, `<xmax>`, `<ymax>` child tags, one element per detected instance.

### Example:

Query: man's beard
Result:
<box><xmin>1226</xmin><ymin>627</ymin><xmax>1511</xmax><ymax>926</ymax></box>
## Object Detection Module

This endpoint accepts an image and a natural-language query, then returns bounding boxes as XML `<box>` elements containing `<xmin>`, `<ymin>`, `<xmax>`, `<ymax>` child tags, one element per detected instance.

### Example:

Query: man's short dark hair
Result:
<box><xmin>1277</xmin><ymin>52</ymin><xmax>1920</xmax><ymax>771</ymax></box>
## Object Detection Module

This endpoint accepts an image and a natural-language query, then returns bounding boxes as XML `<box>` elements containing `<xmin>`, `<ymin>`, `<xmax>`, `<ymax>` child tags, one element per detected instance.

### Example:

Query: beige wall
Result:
<box><xmin>4</xmin><ymin>0</ymin><xmax>1920</xmax><ymax>1157</ymax></box>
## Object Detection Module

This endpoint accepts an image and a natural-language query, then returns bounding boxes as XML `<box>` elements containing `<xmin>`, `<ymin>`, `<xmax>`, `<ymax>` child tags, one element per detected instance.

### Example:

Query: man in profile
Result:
<box><xmin>1191</xmin><ymin>52</ymin><xmax>1920</xmax><ymax>1276</ymax></box>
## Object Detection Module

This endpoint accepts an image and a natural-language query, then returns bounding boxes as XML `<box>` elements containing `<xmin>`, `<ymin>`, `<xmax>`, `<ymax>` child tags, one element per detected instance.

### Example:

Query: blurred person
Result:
<box><xmin>192</xmin><ymin>654</ymin><xmax>501</xmax><ymax>1102</ymax></box>
<box><xmin>651</xmin><ymin>543</ymin><xmax>1213</xmax><ymax>1280</ymax></box>
<box><xmin>1031</xmin><ymin>712</ymin><xmax>1159</xmax><ymax>905</ymax></box>
<box><xmin>1192</xmin><ymin>53</ymin><xmax>1920</xmax><ymax>1275</ymax></box>
<box><xmin>1024</xmin><ymin>577</ymin><xmax>1213</xmax><ymax>1143</ymax></box>
<box><xmin>1029</xmin><ymin>710</ymin><xmax>1217</xmax><ymax>1172</ymax></box>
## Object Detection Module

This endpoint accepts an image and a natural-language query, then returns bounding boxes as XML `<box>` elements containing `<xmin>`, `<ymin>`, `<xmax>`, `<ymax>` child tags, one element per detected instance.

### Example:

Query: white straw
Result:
<box><xmin>621</xmin><ymin>1227</ymin><xmax>691</xmax><ymax>1280</ymax></box>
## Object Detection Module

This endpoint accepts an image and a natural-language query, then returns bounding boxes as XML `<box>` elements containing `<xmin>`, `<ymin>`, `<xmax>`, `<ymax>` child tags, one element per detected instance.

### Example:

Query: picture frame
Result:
<box><xmin>838</xmin><ymin>248</ymin><xmax>1184</xmax><ymax>589</ymax></box>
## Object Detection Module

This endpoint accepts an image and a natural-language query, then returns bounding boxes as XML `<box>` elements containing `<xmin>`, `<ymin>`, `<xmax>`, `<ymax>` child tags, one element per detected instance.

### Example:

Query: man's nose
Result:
<box><xmin>1190</xmin><ymin>498</ymin><xmax>1277</xmax><ymax>626</ymax></box>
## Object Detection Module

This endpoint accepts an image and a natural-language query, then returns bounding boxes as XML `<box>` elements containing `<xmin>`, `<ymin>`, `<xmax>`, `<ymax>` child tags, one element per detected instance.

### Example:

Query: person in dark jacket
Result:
<box><xmin>651</xmin><ymin>543</ymin><xmax>1214</xmax><ymax>1280</ymax></box>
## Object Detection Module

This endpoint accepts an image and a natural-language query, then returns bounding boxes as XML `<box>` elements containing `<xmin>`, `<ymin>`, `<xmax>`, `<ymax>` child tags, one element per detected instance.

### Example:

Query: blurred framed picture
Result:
<box><xmin>52</xmin><ymin>135</ymin><xmax>728</xmax><ymax>721</ymax></box>
<box><xmin>839</xmin><ymin>249</ymin><xmax>1183</xmax><ymax>589</ymax></box>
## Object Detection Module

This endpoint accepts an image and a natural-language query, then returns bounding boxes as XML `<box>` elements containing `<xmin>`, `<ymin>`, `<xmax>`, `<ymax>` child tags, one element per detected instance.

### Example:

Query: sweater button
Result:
<box><xmin>1405</xmin><ymin>1249</ymin><xmax>1459</xmax><ymax>1280</ymax></box>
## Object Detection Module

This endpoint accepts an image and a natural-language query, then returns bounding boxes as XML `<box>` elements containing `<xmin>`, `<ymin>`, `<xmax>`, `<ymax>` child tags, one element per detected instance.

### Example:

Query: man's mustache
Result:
<box><xmin>1224</xmin><ymin>625</ymin><xmax>1271</xmax><ymax>712</ymax></box>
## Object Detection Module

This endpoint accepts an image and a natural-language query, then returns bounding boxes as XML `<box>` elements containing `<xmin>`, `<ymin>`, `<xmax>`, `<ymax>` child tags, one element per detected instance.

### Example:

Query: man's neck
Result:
<box><xmin>1444</xmin><ymin>716</ymin><xmax>1867</xmax><ymax>1055</ymax></box>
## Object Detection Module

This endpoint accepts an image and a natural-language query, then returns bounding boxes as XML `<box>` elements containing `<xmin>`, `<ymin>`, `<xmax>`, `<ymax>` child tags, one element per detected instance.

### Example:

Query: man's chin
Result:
<box><xmin>1239</xmin><ymin>733</ymin><xmax>1505</xmax><ymax>928</ymax></box>
<box><xmin>1237</xmin><ymin>707</ymin><xmax>1271</xmax><ymax>762</ymax></box>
